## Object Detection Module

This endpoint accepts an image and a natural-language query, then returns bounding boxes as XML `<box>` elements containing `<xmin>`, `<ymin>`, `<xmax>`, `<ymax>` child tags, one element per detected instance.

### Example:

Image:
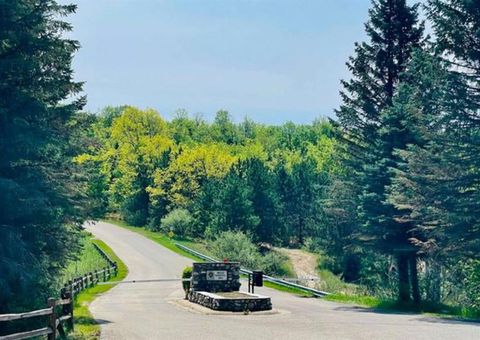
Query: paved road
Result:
<box><xmin>86</xmin><ymin>221</ymin><xmax>479</xmax><ymax>340</ymax></box>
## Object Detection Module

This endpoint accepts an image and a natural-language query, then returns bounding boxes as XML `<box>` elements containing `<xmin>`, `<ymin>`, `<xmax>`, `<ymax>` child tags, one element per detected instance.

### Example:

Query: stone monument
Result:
<box><xmin>188</xmin><ymin>262</ymin><xmax>272</xmax><ymax>312</ymax></box>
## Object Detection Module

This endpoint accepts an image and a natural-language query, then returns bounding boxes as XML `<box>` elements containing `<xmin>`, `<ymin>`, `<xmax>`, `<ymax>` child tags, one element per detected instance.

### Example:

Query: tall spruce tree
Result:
<box><xmin>429</xmin><ymin>0</ymin><xmax>480</xmax><ymax>82</ymax></box>
<box><xmin>0</xmin><ymin>1</ymin><xmax>85</xmax><ymax>313</ymax></box>
<box><xmin>335</xmin><ymin>0</ymin><xmax>424</xmax><ymax>302</ymax></box>
<box><xmin>242</xmin><ymin>158</ymin><xmax>279</xmax><ymax>243</ymax></box>
<box><xmin>382</xmin><ymin>1</ymin><xmax>480</xmax><ymax>299</ymax></box>
<box><xmin>388</xmin><ymin>50</ymin><xmax>480</xmax><ymax>302</ymax></box>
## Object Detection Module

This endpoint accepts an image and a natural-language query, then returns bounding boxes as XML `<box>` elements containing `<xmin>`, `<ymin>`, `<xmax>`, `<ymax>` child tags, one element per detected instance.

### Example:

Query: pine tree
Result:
<box><xmin>428</xmin><ymin>0</ymin><xmax>480</xmax><ymax>81</ymax></box>
<box><xmin>428</xmin><ymin>0</ymin><xmax>480</xmax><ymax>121</ymax></box>
<box><xmin>206</xmin><ymin>164</ymin><xmax>260</xmax><ymax>237</ymax></box>
<box><xmin>335</xmin><ymin>0</ymin><xmax>424</xmax><ymax>303</ymax></box>
<box><xmin>0</xmin><ymin>1</ymin><xmax>85</xmax><ymax>313</ymax></box>
<box><xmin>242</xmin><ymin>158</ymin><xmax>279</xmax><ymax>243</ymax></box>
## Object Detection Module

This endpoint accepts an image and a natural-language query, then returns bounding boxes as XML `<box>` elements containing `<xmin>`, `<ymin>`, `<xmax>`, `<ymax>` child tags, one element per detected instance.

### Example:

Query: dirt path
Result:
<box><xmin>279</xmin><ymin>248</ymin><xmax>319</xmax><ymax>287</ymax></box>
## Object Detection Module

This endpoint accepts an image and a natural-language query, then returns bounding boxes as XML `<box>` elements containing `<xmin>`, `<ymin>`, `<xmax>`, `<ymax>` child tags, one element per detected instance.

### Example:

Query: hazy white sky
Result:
<box><xmin>65</xmin><ymin>0</ymin><xmax>374</xmax><ymax>124</ymax></box>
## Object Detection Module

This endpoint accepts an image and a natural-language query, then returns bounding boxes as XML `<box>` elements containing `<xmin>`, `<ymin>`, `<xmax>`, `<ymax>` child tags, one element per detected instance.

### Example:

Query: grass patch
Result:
<box><xmin>263</xmin><ymin>281</ymin><xmax>314</xmax><ymax>297</ymax></box>
<box><xmin>325</xmin><ymin>293</ymin><xmax>383</xmax><ymax>308</ymax></box>
<box><xmin>64</xmin><ymin>235</ymin><xmax>109</xmax><ymax>281</ymax></box>
<box><xmin>67</xmin><ymin>238</ymin><xmax>128</xmax><ymax>339</ymax></box>
<box><xmin>316</xmin><ymin>269</ymin><xmax>359</xmax><ymax>295</ymax></box>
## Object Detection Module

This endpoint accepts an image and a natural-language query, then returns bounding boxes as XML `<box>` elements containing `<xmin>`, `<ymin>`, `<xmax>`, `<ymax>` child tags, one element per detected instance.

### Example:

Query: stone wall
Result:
<box><xmin>191</xmin><ymin>262</ymin><xmax>241</xmax><ymax>293</ymax></box>
<box><xmin>189</xmin><ymin>291</ymin><xmax>272</xmax><ymax>312</ymax></box>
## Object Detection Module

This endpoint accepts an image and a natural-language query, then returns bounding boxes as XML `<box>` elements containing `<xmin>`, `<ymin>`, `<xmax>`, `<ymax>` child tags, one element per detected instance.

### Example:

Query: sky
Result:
<box><xmin>64</xmin><ymin>0</ymin><xmax>373</xmax><ymax>124</ymax></box>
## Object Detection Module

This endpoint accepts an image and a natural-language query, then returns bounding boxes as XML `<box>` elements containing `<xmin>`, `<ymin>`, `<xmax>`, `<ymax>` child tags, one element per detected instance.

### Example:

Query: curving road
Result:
<box><xmin>85</xmin><ymin>221</ymin><xmax>479</xmax><ymax>340</ymax></box>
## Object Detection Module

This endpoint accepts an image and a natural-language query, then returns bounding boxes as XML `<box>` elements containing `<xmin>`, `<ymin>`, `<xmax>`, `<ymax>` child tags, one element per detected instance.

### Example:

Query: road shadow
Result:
<box><xmin>333</xmin><ymin>305</ymin><xmax>417</xmax><ymax>316</ymax></box>
<box><xmin>95</xmin><ymin>319</ymin><xmax>113</xmax><ymax>325</ymax></box>
<box><xmin>75</xmin><ymin>316</ymin><xmax>112</xmax><ymax>326</ymax></box>
<box><xmin>332</xmin><ymin>305</ymin><xmax>480</xmax><ymax>326</ymax></box>
<box><xmin>416</xmin><ymin>316</ymin><xmax>480</xmax><ymax>326</ymax></box>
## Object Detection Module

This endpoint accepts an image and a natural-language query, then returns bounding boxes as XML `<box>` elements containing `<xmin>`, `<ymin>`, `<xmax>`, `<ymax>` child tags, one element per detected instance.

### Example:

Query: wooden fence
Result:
<box><xmin>0</xmin><ymin>244</ymin><xmax>118</xmax><ymax>340</ymax></box>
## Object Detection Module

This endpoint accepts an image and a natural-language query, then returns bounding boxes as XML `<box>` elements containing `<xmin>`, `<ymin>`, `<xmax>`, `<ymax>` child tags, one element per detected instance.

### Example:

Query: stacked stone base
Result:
<box><xmin>189</xmin><ymin>291</ymin><xmax>272</xmax><ymax>312</ymax></box>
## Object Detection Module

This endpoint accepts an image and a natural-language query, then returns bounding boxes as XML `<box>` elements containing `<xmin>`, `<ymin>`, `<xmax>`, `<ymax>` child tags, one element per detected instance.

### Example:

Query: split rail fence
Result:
<box><xmin>0</xmin><ymin>243</ymin><xmax>118</xmax><ymax>340</ymax></box>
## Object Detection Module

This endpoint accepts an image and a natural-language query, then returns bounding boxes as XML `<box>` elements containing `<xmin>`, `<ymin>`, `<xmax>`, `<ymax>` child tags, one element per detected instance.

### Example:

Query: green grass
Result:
<box><xmin>67</xmin><ymin>238</ymin><xmax>128</xmax><ymax>339</ymax></box>
<box><xmin>325</xmin><ymin>293</ymin><xmax>383</xmax><ymax>307</ymax></box>
<box><xmin>316</xmin><ymin>269</ymin><xmax>359</xmax><ymax>295</ymax></box>
<box><xmin>263</xmin><ymin>281</ymin><xmax>314</xmax><ymax>297</ymax></box>
<box><xmin>64</xmin><ymin>235</ymin><xmax>110</xmax><ymax>281</ymax></box>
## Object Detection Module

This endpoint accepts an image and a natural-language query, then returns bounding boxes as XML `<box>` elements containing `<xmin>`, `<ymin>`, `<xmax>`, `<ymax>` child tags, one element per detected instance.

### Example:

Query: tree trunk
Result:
<box><xmin>409</xmin><ymin>254</ymin><xmax>421</xmax><ymax>305</ymax></box>
<box><xmin>397</xmin><ymin>253</ymin><xmax>411</xmax><ymax>303</ymax></box>
<box><xmin>425</xmin><ymin>259</ymin><xmax>441</xmax><ymax>303</ymax></box>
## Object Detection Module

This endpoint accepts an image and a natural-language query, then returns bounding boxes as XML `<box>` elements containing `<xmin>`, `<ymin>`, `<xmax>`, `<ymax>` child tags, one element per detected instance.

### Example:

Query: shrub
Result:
<box><xmin>260</xmin><ymin>251</ymin><xmax>292</xmax><ymax>277</ymax></box>
<box><xmin>160</xmin><ymin>209</ymin><xmax>193</xmax><ymax>237</ymax></box>
<box><xmin>182</xmin><ymin>266</ymin><xmax>193</xmax><ymax>298</ymax></box>
<box><xmin>209</xmin><ymin>231</ymin><xmax>292</xmax><ymax>276</ymax></box>
<box><xmin>210</xmin><ymin>231</ymin><xmax>260</xmax><ymax>269</ymax></box>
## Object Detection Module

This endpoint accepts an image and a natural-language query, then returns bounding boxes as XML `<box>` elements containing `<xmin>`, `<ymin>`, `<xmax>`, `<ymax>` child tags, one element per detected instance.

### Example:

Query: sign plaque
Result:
<box><xmin>206</xmin><ymin>270</ymin><xmax>227</xmax><ymax>281</ymax></box>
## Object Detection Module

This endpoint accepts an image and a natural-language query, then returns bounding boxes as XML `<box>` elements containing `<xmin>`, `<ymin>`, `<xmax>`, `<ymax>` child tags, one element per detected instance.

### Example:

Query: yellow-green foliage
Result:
<box><xmin>149</xmin><ymin>143</ymin><xmax>237</xmax><ymax>207</ymax></box>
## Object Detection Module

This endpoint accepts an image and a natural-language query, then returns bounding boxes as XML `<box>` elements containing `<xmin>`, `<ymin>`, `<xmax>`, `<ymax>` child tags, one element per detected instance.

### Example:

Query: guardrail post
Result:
<box><xmin>47</xmin><ymin>298</ymin><xmax>57</xmax><ymax>340</ymax></box>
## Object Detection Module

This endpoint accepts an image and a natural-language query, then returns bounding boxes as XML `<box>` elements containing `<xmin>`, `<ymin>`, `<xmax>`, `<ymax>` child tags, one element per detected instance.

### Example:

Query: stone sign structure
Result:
<box><xmin>190</xmin><ymin>262</ymin><xmax>241</xmax><ymax>292</ymax></box>
<box><xmin>188</xmin><ymin>262</ymin><xmax>272</xmax><ymax>312</ymax></box>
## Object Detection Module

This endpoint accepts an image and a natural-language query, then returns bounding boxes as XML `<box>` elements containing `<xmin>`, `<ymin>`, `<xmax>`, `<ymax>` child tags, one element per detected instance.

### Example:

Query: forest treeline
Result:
<box><xmin>78</xmin><ymin>107</ymin><xmax>336</xmax><ymax>245</ymax></box>
<box><xmin>1</xmin><ymin>0</ymin><xmax>480</xmax><ymax>317</ymax></box>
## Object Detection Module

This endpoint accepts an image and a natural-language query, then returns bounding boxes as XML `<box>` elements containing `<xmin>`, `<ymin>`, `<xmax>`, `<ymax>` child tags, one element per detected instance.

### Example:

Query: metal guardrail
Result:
<box><xmin>174</xmin><ymin>243</ymin><xmax>330</xmax><ymax>297</ymax></box>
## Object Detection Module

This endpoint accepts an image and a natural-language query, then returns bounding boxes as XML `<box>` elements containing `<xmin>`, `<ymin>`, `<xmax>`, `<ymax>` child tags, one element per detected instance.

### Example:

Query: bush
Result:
<box><xmin>209</xmin><ymin>231</ymin><xmax>292</xmax><ymax>276</ymax></box>
<box><xmin>160</xmin><ymin>209</ymin><xmax>193</xmax><ymax>237</ymax></box>
<box><xmin>210</xmin><ymin>231</ymin><xmax>260</xmax><ymax>269</ymax></box>
<box><xmin>260</xmin><ymin>251</ymin><xmax>291</xmax><ymax>277</ymax></box>
<box><xmin>182</xmin><ymin>266</ymin><xmax>193</xmax><ymax>298</ymax></box>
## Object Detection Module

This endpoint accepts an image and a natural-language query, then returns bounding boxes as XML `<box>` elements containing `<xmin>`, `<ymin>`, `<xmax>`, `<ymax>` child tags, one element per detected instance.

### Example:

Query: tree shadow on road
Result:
<box><xmin>332</xmin><ymin>305</ymin><xmax>480</xmax><ymax>326</ymax></box>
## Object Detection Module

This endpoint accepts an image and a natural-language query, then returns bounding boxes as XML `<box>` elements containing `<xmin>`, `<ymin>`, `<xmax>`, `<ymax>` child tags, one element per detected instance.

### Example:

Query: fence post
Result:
<box><xmin>103</xmin><ymin>266</ymin><xmax>107</xmax><ymax>282</ymax></box>
<box><xmin>114</xmin><ymin>262</ymin><xmax>118</xmax><ymax>276</ymax></box>
<box><xmin>65</xmin><ymin>289</ymin><xmax>74</xmax><ymax>331</ymax></box>
<box><xmin>48</xmin><ymin>298</ymin><xmax>57</xmax><ymax>340</ymax></box>
<box><xmin>94</xmin><ymin>269</ymin><xmax>98</xmax><ymax>284</ymax></box>
<box><xmin>89</xmin><ymin>272</ymin><xmax>93</xmax><ymax>287</ymax></box>
<box><xmin>68</xmin><ymin>279</ymin><xmax>74</xmax><ymax>297</ymax></box>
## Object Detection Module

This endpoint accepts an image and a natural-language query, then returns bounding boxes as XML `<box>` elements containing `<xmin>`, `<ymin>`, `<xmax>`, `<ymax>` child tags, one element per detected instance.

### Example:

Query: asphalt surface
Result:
<box><xmin>85</xmin><ymin>221</ymin><xmax>480</xmax><ymax>340</ymax></box>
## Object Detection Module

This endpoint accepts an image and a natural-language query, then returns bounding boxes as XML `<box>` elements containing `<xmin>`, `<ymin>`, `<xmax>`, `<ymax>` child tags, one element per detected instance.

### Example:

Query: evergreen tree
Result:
<box><xmin>386</xmin><ymin>4</ymin><xmax>480</xmax><ymax>302</ymax></box>
<box><xmin>428</xmin><ymin>0</ymin><xmax>480</xmax><ymax>82</ymax></box>
<box><xmin>276</xmin><ymin>160</ymin><xmax>322</xmax><ymax>246</ymax></box>
<box><xmin>206</xmin><ymin>164</ymin><xmax>260</xmax><ymax>237</ymax></box>
<box><xmin>335</xmin><ymin>0</ymin><xmax>424</xmax><ymax>303</ymax></box>
<box><xmin>242</xmin><ymin>158</ymin><xmax>279</xmax><ymax>243</ymax></box>
<box><xmin>0</xmin><ymin>1</ymin><xmax>85</xmax><ymax>313</ymax></box>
